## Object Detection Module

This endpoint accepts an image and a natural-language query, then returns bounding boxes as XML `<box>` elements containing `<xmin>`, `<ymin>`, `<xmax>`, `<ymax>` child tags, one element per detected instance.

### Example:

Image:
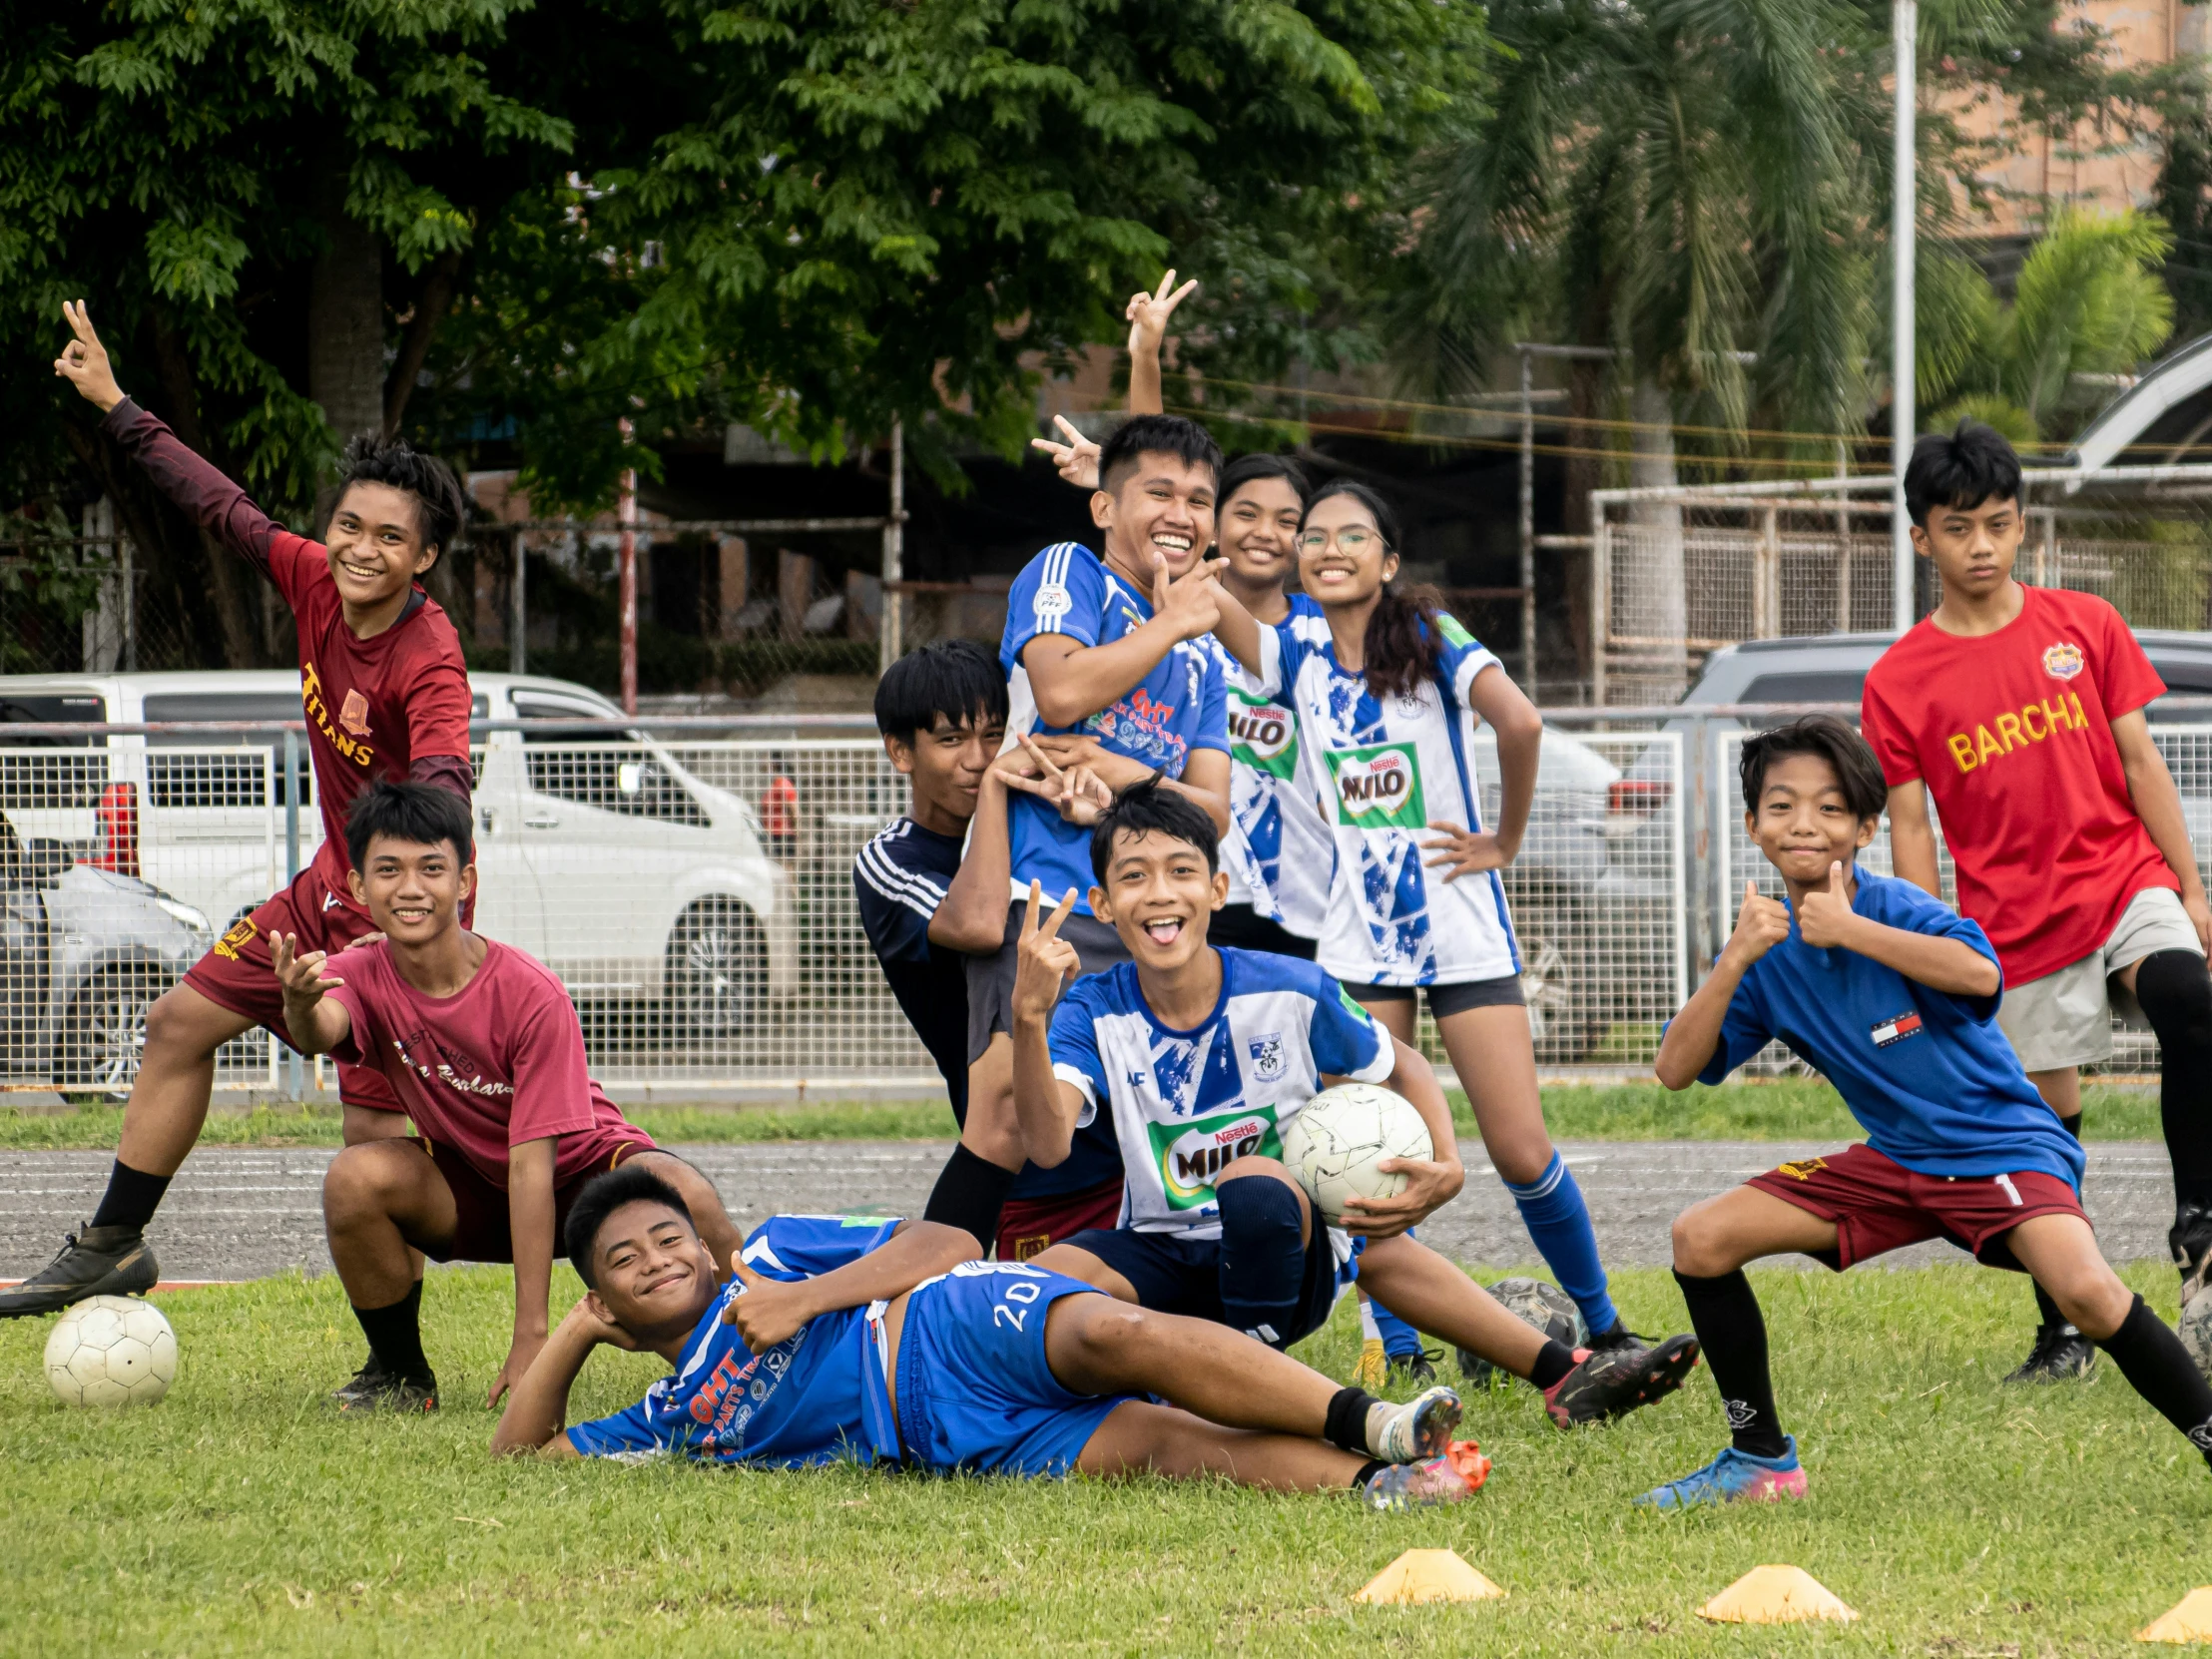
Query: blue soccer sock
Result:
<box><xmin>1503</xmin><ymin>1151</ymin><xmax>1617</xmax><ymax>1338</ymax></box>
<box><xmin>1216</xmin><ymin>1176</ymin><xmax>1309</xmax><ymax>1350</ymax></box>
<box><xmin>1366</xmin><ymin>1282</ymin><xmax>1424</xmax><ymax>1360</ymax></box>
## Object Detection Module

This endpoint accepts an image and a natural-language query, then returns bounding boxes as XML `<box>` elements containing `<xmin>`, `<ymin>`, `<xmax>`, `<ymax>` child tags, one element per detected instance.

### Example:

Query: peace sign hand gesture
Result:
<box><xmin>1126</xmin><ymin>269</ymin><xmax>1199</xmax><ymax>356</ymax></box>
<box><xmin>1011</xmin><ymin>880</ymin><xmax>1082</xmax><ymax>1025</ymax></box>
<box><xmin>998</xmin><ymin>735</ymin><xmax>1115</xmax><ymax>826</ymax></box>
<box><xmin>1030</xmin><ymin>414</ymin><xmax>1102</xmax><ymax>490</ymax></box>
<box><xmin>53</xmin><ymin>300</ymin><xmax>125</xmax><ymax>413</ymax></box>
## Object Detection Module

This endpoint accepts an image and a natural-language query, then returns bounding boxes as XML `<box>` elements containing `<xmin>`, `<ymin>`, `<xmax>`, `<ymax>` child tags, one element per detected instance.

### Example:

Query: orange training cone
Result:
<box><xmin>1354</xmin><ymin>1549</ymin><xmax>1507</xmax><ymax>1605</ymax></box>
<box><xmin>1698</xmin><ymin>1565</ymin><xmax>1857</xmax><ymax>1624</ymax></box>
<box><xmin>2138</xmin><ymin>1587</ymin><xmax>2212</xmax><ymax>1643</ymax></box>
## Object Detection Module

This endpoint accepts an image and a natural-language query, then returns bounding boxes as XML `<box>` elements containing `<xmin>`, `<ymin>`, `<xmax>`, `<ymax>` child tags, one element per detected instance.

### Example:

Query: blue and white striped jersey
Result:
<box><xmin>1212</xmin><ymin>597</ymin><xmax>1333</xmax><ymax>937</ymax></box>
<box><xmin>1255</xmin><ymin>609</ymin><xmax>1521</xmax><ymax>986</ymax></box>
<box><xmin>1000</xmin><ymin>542</ymin><xmax>1228</xmax><ymax>915</ymax></box>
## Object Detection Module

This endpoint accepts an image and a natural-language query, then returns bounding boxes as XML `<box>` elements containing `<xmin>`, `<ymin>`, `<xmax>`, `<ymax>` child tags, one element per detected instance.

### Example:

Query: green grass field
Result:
<box><xmin>0</xmin><ymin>1079</ymin><xmax>2165</xmax><ymax>1151</ymax></box>
<box><xmin>3</xmin><ymin>1261</ymin><xmax>2203</xmax><ymax>1655</ymax></box>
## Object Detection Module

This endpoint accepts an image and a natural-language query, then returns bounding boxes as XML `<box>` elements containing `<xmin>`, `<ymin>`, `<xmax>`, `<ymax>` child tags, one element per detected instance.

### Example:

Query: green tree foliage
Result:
<box><xmin>1923</xmin><ymin>209</ymin><xmax>2174</xmax><ymax>443</ymax></box>
<box><xmin>0</xmin><ymin>0</ymin><xmax>578</xmax><ymax>666</ymax></box>
<box><xmin>3</xmin><ymin>0</ymin><xmax>1485</xmax><ymax>672</ymax></box>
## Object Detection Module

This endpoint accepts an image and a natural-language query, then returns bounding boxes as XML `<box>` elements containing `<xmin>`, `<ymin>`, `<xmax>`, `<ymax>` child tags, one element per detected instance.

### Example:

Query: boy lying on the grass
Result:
<box><xmin>1646</xmin><ymin>714</ymin><xmax>2212</xmax><ymax>1508</ymax></box>
<box><xmin>490</xmin><ymin>1165</ymin><xmax>1488</xmax><ymax>1508</ymax></box>
<box><xmin>1011</xmin><ymin>780</ymin><xmax>1701</xmax><ymax>1427</ymax></box>
<box><xmin>274</xmin><ymin>782</ymin><xmax>742</xmax><ymax>1413</ymax></box>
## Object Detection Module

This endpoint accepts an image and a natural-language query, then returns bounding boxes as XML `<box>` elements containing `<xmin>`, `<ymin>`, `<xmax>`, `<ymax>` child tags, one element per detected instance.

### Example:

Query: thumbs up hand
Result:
<box><xmin>1722</xmin><ymin>877</ymin><xmax>1794</xmax><ymax>970</ymax></box>
<box><xmin>719</xmin><ymin>1251</ymin><xmax>819</xmax><ymax>1352</ymax></box>
<box><xmin>1795</xmin><ymin>860</ymin><xmax>1860</xmax><ymax>950</ymax></box>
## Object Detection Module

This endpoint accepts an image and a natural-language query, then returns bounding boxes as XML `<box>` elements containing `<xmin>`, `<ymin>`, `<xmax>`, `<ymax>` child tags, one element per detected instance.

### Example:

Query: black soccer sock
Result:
<box><xmin>1352</xmin><ymin>1457</ymin><xmax>1389</xmax><ymax>1491</ymax></box>
<box><xmin>2034</xmin><ymin>1113</ymin><xmax>2085</xmax><ymax>1330</ymax></box>
<box><xmin>1528</xmin><ymin>1339</ymin><xmax>1578</xmax><ymax>1391</ymax></box>
<box><xmin>1216</xmin><ymin>1176</ymin><xmax>1308</xmax><ymax>1349</ymax></box>
<box><xmin>2133</xmin><ymin>949</ymin><xmax>2212</xmax><ymax>1210</ymax></box>
<box><xmin>2094</xmin><ymin>1293</ymin><xmax>2212</xmax><ymax>1465</ymax></box>
<box><xmin>1324</xmin><ymin>1385</ymin><xmax>1384</xmax><ymax>1455</ymax></box>
<box><xmin>1674</xmin><ymin>1268</ymin><xmax>1789</xmax><ymax>1459</ymax></box>
<box><xmin>89</xmin><ymin>1160</ymin><xmax>171</xmax><ymax>1234</ymax></box>
<box><xmin>351</xmin><ymin>1282</ymin><xmax>431</xmax><ymax>1382</ymax></box>
<box><xmin>921</xmin><ymin>1143</ymin><xmax>1019</xmax><ymax>1256</ymax></box>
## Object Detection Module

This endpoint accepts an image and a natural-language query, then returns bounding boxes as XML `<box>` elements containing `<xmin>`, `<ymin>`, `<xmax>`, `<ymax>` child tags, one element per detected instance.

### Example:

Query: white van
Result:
<box><xmin>0</xmin><ymin>672</ymin><xmax>795</xmax><ymax>1036</ymax></box>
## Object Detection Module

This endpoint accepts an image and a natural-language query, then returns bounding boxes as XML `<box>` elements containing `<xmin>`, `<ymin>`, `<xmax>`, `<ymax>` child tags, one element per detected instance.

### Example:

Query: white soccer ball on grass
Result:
<box><xmin>44</xmin><ymin>1295</ymin><xmax>177</xmax><ymax>1406</ymax></box>
<box><xmin>1281</xmin><ymin>1083</ymin><xmax>1433</xmax><ymax>1225</ymax></box>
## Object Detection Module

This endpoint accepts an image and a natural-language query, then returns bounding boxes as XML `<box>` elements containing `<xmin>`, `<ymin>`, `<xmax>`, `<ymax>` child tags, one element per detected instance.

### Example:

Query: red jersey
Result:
<box><xmin>102</xmin><ymin>399</ymin><xmax>474</xmax><ymax>914</ymax></box>
<box><xmin>1861</xmin><ymin>585</ymin><xmax>2175</xmax><ymax>983</ymax></box>
<box><xmin>324</xmin><ymin>939</ymin><xmax>643</xmax><ymax>1190</ymax></box>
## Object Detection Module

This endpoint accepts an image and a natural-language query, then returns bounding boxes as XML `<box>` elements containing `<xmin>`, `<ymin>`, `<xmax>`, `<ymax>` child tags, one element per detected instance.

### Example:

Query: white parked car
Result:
<box><xmin>0</xmin><ymin>672</ymin><xmax>794</xmax><ymax>1040</ymax></box>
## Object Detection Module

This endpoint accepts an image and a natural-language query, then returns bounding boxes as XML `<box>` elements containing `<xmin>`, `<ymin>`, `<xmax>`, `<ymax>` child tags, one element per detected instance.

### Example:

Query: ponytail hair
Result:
<box><xmin>1300</xmin><ymin>478</ymin><xmax>1443</xmax><ymax>702</ymax></box>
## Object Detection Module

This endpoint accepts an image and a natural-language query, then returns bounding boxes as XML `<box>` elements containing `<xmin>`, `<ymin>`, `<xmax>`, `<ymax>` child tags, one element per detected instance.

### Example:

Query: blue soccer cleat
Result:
<box><xmin>1633</xmin><ymin>1437</ymin><xmax>1807</xmax><ymax>1510</ymax></box>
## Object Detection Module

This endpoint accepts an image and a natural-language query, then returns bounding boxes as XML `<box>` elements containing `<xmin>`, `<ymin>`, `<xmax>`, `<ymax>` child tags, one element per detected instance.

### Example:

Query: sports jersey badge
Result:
<box><xmin>1870</xmin><ymin>1010</ymin><xmax>1924</xmax><ymax>1047</ymax></box>
<box><xmin>2041</xmin><ymin>642</ymin><xmax>2085</xmax><ymax>681</ymax></box>
<box><xmin>1032</xmin><ymin>583</ymin><xmax>1072</xmax><ymax>619</ymax></box>
<box><xmin>339</xmin><ymin>687</ymin><xmax>372</xmax><ymax>736</ymax></box>
<box><xmin>1248</xmin><ymin>1032</ymin><xmax>1286</xmax><ymax>1081</ymax></box>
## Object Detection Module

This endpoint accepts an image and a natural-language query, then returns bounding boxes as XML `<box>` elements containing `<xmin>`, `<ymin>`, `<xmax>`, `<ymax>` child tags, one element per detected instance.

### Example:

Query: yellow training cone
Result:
<box><xmin>1354</xmin><ymin>1549</ymin><xmax>1507</xmax><ymax>1605</ymax></box>
<box><xmin>1698</xmin><ymin>1564</ymin><xmax>1857</xmax><ymax>1624</ymax></box>
<box><xmin>2138</xmin><ymin>1587</ymin><xmax>2212</xmax><ymax>1643</ymax></box>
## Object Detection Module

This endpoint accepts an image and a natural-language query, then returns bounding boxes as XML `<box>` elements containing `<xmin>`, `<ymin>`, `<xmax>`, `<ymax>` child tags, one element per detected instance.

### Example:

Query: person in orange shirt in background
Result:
<box><xmin>762</xmin><ymin>756</ymin><xmax>799</xmax><ymax>863</ymax></box>
<box><xmin>1862</xmin><ymin>421</ymin><xmax>2212</xmax><ymax>1382</ymax></box>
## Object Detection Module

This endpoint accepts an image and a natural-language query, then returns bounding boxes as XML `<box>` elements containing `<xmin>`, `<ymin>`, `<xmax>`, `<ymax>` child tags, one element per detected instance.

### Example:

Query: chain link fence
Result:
<box><xmin>1591</xmin><ymin>468</ymin><xmax>2212</xmax><ymax>705</ymax></box>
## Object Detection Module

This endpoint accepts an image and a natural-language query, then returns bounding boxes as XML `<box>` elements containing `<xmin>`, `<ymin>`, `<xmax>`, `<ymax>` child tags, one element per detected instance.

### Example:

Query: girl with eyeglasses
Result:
<box><xmin>1213</xmin><ymin>478</ymin><xmax>1640</xmax><ymax>1349</ymax></box>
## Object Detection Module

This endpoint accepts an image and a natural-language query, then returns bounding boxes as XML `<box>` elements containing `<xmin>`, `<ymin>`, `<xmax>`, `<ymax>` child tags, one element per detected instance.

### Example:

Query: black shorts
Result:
<box><xmin>1354</xmin><ymin>973</ymin><xmax>1524</xmax><ymax>1020</ymax></box>
<box><xmin>1208</xmin><ymin>903</ymin><xmax>1320</xmax><ymax>961</ymax></box>
<box><xmin>965</xmin><ymin>899</ymin><xmax>1131</xmax><ymax>1063</ymax></box>
<box><xmin>1060</xmin><ymin>1224</ymin><xmax>1348</xmax><ymax>1351</ymax></box>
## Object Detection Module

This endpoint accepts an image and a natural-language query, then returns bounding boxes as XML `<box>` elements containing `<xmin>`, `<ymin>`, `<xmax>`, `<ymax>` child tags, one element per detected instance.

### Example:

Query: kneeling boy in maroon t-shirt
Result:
<box><xmin>275</xmin><ymin>782</ymin><xmax>742</xmax><ymax>1413</ymax></box>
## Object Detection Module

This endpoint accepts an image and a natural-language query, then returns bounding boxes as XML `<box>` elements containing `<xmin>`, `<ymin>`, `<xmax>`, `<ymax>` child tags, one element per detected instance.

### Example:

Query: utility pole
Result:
<box><xmin>1518</xmin><ymin>346</ymin><xmax>1537</xmax><ymax>696</ymax></box>
<box><xmin>1892</xmin><ymin>0</ymin><xmax>1918</xmax><ymax>633</ymax></box>
<box><xmin>618</xmin><ymin>459</ymin><xmax>638</xmax><ymax>716</ymax></box>
<box><xmin>879</xmin><ymin>417</ymin><xmax>904</xmax><ymax>675</ymax></box>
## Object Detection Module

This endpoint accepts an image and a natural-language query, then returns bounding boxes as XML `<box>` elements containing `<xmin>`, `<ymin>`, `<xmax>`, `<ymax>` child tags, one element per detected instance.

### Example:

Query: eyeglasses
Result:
<box><xmin>1296</xmin><ymin>527</ymin><xmax>1382</xmax><ymax>555</ymax></box>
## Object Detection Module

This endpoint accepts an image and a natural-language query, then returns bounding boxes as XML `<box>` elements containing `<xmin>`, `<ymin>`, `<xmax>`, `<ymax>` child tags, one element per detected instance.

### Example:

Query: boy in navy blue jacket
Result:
<box><xmin>1645</xmin><ymin>715</ymin><xmax>2212</xmax><ymax>1507</ymax></box>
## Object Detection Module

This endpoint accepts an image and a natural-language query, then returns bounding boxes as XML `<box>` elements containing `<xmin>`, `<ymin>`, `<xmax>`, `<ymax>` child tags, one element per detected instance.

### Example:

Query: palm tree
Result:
<box><xmin>1922</xmin><ymin>209</ymin><xmax>2174</xmax><ymax>444</ymax></box>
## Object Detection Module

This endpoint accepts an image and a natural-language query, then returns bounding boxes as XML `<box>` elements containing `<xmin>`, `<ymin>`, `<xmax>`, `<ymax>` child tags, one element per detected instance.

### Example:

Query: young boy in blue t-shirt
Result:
<box><xmin>1647</xmin><ymin>715</ymin><xmax>2212</xmax><ymax>1508</ymax></box>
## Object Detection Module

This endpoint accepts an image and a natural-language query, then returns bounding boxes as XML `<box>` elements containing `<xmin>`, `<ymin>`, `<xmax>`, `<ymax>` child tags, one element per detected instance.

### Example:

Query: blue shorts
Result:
<box><xmin>1062</xmin><ymin>1225</ymin><xmax>1358</xmax><ymax>1351</ymax></box>
<box><xmin>893</xmin><ymin>1262</ymin><xmax>1132</xmax><ymax>1477</ymax></box>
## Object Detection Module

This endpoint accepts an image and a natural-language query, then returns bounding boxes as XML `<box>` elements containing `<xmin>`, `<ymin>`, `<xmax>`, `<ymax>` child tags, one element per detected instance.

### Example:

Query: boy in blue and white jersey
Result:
<box><xmin>1252</xmin><ymin>603</ymin><xmax>1516</xmax><ymax>987</ymax></box>
<box><xmin>1013</xmin><ymin>781</ymin><xmax>1700</xmax><ymax>1427</ymax></box>
<box><xmin>947</xmin><ymin>413</ymin><xmax>1236</xmax><ymax>1257</ymax></box>
<box><xmin>490</xmin><ymin>1164</ymin><xmax>1486</xmax><ymax>1507</ymax></box>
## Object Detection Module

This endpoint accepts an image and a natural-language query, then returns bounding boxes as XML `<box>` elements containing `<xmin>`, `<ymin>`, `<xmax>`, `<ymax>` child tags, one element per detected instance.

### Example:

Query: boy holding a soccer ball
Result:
<box><xmin>1012</xmin><ymin>779</ymin><xmax>1701</xmax><ymax>1427</ymax></box>
<box><xmin>1647</xmin><ymin>715</ymin><xmax>2212</xmax><ymax>1507</ymax></box>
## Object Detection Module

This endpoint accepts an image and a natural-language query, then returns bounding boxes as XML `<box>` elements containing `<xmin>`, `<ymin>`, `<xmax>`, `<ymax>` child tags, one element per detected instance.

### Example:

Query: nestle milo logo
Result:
<box><xmin>1228</xmin><ymin>696</ymin><xmax>1297</xmax><ymax>777</ymax></box>
<box><xmin>1146</xmin><ymin>1106</ymin><xmax>1282</xmax><ymax>1209</ymax></box>
<box><xmin>1326</xmin><ymin>741</ymin><xmax>1424</xmax><ymax>829</ymax></box>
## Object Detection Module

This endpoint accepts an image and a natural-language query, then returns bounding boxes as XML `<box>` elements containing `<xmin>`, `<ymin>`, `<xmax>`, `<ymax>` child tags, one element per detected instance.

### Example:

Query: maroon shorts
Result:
<box><xmin>995</xmin><ymin>1176</ymin><xmax>1125</xmax><ymax>1264</ymax></box>
<box><xmin>183</xmin><ymin>863</ymin><xmax>403</xmax><ymax>1111</ymax></box>
<box><xmin>412</xmin><ymin>1134</ymin><xmax>658</xmax><ymax>1264</ymax></box>
<box><xmin>1747</xmin><ymin>1142</ymin><xmax>2088</xmax><ymax>1272</ymax></box>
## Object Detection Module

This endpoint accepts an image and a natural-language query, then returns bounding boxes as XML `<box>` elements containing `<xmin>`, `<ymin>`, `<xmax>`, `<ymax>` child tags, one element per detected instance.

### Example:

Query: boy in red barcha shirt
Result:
<box><xmin>1</xmin><ymin>303</ymin><xmax>477</xmax><ymax>1319</ymax></box>
<box><xmin>1863</xmin><ymin>421</ymin><xmax>2212</xmax><ymax>1382</ymax></box>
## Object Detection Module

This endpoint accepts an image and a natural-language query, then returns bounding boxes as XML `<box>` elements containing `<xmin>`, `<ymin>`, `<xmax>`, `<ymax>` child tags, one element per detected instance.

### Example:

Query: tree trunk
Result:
<box><xmin>1623</xmin><ymin>380</ymin><xmax>1688</xmax><ymax>698</ymax></box>
<box><xmin>308</xmin><ymin>152</ymin><xmax>386</xmax><ymax>470</ymax></box>
<box><xmin>146</xmin><ymin>311</ymin><xmax>272</xmax><ymax>668</ymax></box>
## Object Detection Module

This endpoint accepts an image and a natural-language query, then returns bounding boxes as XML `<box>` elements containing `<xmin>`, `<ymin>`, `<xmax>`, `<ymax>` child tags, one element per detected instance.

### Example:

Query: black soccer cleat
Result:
<box><xmin>2004</xmin><ymin>1319</ymin><xmax>2097</xmax><ymax>1383</ymax></box>
<box><xmin>0</xmin><ymin>1225</ymin><xmax>158</xmax><ymax>1318</ymax></box>
<box><xmin>1542</xmin><ymin>1334</ymin><xmax>1701</xmax><ymax>1428</ymax></box>
<box><xmin>1388</xmin><ymin>1347</ymin><xmax>1444</xmax><ymax>1383</ymax></box>
<box><xmin>1584</xmin><ymin>1320</ymin><xmax>1655</xmax><ymax>1353</ymax></box>
<box><xmin>331</xmin><ymin>1358</ymin><xmax>439</xmax><ymax>1413</ymax></box>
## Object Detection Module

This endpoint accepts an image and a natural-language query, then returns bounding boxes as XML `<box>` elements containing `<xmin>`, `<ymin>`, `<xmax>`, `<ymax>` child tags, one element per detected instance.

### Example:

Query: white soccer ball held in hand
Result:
<box><xmin>1280</xmin><ymin>1082</ymin><xmax>1433</xmax><ymax>1224</ymax></box>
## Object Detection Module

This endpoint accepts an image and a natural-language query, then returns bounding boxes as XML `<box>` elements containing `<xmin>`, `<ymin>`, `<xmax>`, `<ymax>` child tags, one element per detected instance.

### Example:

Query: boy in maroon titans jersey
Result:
<box><xmin>1862</xmin><ymin>421</ymin><xmax>2212</xmax><ymax>1382</ymax></box>
<box><xmin>277</xmin><ymin>783</ymin><xmax>742</xmax><ymax>1411</ymax></box>
<box><xmin>0</xmin><ymin>302</ymin><xmax>477</xmax><ymax>1317</ymax></box>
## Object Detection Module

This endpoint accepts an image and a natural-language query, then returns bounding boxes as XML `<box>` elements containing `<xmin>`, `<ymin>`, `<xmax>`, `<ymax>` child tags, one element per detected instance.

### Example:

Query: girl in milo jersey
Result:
<box><xmin>1212</xmin><ymin>478</ymin><xmax>1630</xmax><ymax>1344</ymax></box>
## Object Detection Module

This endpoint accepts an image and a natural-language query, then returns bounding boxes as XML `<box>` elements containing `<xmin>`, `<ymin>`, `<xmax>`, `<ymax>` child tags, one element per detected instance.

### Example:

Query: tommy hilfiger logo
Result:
<box><xmin>1871</xmin><ymin>1011</ymin><xmax>1924</xmax><ymax>1047</ymax></box>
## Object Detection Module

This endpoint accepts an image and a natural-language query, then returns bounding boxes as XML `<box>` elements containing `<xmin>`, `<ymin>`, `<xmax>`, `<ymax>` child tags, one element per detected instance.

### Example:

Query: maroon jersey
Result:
<box><xmin>102</xmin><ymin>398</ymin><xmax>473</xmax><ymax>917</ymax></box>
<box><xmin>325</xmin><ymin>939</ymin><xmax>645</xmax><ymax>1190</ymax></box>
